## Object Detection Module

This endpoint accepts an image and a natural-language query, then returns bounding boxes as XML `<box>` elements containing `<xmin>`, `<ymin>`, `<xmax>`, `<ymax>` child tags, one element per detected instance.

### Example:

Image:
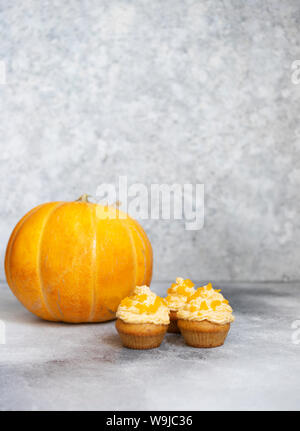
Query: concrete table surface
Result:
<box><xmin>0</xmin><ymin>281</ymin><xmax>299</xmax><ymax>411</ymax></box>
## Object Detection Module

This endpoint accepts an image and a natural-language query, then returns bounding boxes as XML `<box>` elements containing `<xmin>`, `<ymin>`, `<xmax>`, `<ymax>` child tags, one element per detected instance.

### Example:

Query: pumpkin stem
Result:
<box><xmin>76</xmin><ymin>194</ymin><xmax>91</xmax><ymax>203</ymax></box>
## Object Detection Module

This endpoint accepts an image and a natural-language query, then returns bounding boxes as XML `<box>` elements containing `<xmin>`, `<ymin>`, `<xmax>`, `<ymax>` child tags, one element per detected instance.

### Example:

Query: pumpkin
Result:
<box><xmin>5</xmin><ymin>195</ymin><xmax>153</xmax><ymax>323</ymax></box>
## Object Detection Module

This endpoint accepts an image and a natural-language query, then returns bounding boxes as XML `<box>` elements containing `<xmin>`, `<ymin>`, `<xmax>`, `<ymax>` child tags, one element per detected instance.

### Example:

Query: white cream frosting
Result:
<box><xmin>165</xmin><ymin>277</ymin><xmax>196</xmax><ymax>311</ymax></box>
<box><xmin>177</xmin><ymin>283</ymin><xmax>235</xmax><ymax>324</ymax></box>
<box><xmin>116</xmin><ymin>285</ymin><xmax>170</xmax><ymax>325</ymax></box>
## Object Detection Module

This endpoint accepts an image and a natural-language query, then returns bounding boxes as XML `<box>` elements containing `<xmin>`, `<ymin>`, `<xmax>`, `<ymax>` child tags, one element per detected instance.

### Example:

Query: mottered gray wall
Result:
<box><xmin>1</xmin><ymin>1</ymin><xmax>300</xmax><ymax>282</ymax></box>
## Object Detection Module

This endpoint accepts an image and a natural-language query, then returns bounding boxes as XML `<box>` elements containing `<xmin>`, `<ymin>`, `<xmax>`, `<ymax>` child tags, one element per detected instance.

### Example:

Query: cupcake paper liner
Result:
<box><xmin>178</xmin><ymin>319</ymin><xmax>230</xmax><ymax>348</ymax></box>
<box><xmin>167</xmin><ymin>310</ymin><xmax>180</xmax><ymax>333</ymax></box>
<box><xmin>116</xmin><ymin>319</ymin><xmax>168</xmax><ymax>350</ymax></box>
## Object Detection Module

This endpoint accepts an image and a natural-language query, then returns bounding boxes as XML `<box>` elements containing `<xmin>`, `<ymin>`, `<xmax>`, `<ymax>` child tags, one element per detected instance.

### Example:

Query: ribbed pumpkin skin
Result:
<box><xmin>5</xmin><ymin>201</ymin><xmax>153</xmax><ymax>323</ymax></box>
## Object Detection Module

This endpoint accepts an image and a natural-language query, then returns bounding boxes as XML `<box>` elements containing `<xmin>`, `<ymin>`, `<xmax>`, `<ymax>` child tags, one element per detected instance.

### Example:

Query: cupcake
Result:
<box><xmin>177</xmin><ymin>283</ymin><xmax>234</xmax><ymax>348</ymax></box>
<box><xmin>165</xmin><ymin>277</ymin><xmax>196</xmax><ymax>333</ymax></box>
<box><xmin>115</xmin><ymin>285</ymin><xmax>169</xmax><ymax>349</ymax></box>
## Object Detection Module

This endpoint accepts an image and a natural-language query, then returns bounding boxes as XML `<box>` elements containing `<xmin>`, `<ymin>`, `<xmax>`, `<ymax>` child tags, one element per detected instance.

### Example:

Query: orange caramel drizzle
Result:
<box><xmin>167</xmin><ymin>278</ymin><xmax>195</xmax><ymax>296</ymax></box>
<box><xmin>192</xmin><ymin>283</ymin><xmax>215</xmax><ymax>297</ymax></box>
<box><xmin>120</xmin><ymin>294</ymin><xmax>165</xmax><ymax>315</ymax></box>
<box><xmin>186</xmin><ymin>284</ymin><xmax>230</xmax><ymax>313</ymax></box>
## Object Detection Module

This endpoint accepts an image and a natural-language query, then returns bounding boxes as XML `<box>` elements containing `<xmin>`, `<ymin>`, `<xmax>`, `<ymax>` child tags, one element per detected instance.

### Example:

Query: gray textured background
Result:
<box><xmin>0</xmin><ymin>1</ymin><xmax>300</xmax><ymax>282</ymax></box>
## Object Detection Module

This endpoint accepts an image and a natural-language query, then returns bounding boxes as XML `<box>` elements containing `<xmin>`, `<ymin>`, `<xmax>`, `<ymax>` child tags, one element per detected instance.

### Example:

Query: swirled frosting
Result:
<box><xmin>177</xmin><ymin>283</ymin><xmax>235</xmax><ymax>324</ymax></box>
<box><xmin>116</xmin><ymin>285</ymin><xmax>170</xmax><ymax>324</ymax></box>
<box><xmin>165</xmin><ymin>277</ymin><xmax>196</xmax><ymax>311</ymax></box>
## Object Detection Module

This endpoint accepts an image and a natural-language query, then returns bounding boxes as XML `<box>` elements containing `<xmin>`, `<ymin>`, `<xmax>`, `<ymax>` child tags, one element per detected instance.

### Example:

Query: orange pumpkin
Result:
<box><xmin>5</xmin><ymin>195</ymin><xmax>153</xmax><ymax>323</ymax></box>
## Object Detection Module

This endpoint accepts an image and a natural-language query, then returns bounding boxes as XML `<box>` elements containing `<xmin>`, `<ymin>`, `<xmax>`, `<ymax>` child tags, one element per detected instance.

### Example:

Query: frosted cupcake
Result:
<box><xmin>116</xmin><ymin>285</ymin><xmax>170</xmax><ymax>349</ymax></box>
<box><xmin>177</xmin><ymin>283</ymin><xmax>234</xmax><ymax>348</ymax></box>
<box><xmin>165</xmin><ymin>277</ymin><xmax>195</xmax><ymax>333</ymax></box>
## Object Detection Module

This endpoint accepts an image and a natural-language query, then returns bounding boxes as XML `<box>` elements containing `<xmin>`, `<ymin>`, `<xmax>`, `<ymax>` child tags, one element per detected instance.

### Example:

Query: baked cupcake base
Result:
<box><xmin>167</xmin><ymin>310</ymin><xmax>180</xmax><ymax>333</ymax></box>
<box><xmin>177</xmin><ymin>319</ymin><xmax>230</xmax><ymax>348</ymax></box>
<box><xmin>115</xmin><ymin>318</ymin><xmax>168</xmax><ymax>349</ymax></box>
